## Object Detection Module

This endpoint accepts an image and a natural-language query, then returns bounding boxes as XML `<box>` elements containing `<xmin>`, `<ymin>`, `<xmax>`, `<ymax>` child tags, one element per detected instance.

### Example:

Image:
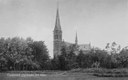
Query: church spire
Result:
<box><xmin>75</xmin><ymin>32</ymin><xmax>78</xmax><ymax>45</ymax></box>
<box><xmin>53</xmin><ymin>1</ymin><xmax>62</xmax><ymax>58</ymax></box>
<box><xmin>54</xmin><ymin>3</ymin><xmax>61</xmax><ymax>31</ymax></box>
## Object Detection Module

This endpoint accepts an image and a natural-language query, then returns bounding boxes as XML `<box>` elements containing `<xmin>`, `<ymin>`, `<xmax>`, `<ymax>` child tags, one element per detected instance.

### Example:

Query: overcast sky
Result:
<box><xmin>0</xmin><ymin>0</ymin><xmax>127</xmax><ymax>57</ymax></box>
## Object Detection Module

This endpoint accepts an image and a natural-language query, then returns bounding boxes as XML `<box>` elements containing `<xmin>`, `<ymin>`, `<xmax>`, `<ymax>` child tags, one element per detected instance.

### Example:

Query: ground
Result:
<box><xmin>1</xmin><ymin>71</ymin><xmax>128</xmax><ymax>80</ymax></box>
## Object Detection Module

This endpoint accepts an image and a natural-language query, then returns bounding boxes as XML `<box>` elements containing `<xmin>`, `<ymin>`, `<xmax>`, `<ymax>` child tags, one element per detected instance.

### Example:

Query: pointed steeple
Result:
<box><xmin>53</xmin><ymin>1</ymin><xmax>62</xmax><ymax>59</ymax></box>
<box><xmin>75</xmin><ymin>32</ymin><xmax>78</xmax><ymax>45</ymax></box>
<box><xmin>54</xmin><ymin>6</ymin><xmax>61</xmax><ymax>31</ymax></box>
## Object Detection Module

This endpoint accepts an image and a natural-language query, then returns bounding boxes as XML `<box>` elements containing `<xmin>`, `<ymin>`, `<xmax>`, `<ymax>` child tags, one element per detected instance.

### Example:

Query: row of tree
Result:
<box><xmin>0</xmin><ymin>37</ymin><xmax>128</xmax><ymax>71</ymax></box>
<box><xmin>52</xmin><ymin>42</ymin><xmax>128</xmax><ymax>70</ymax></box>
<box><xmin>0</xmin><ymin>37</ymin><xmax>49</xmax><ymax>71</ymax></box>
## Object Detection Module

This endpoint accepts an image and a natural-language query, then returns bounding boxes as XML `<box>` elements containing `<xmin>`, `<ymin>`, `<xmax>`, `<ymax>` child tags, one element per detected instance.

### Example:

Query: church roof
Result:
<box><xmin>62</xmin><ymin>41</ymin><xmax>73</xmax><ymax>47</ymax></box>
<box><xmin>79</xmin><ymin>44</ymin><xmax>91</xmax><ymax>51</ymax></box>
<box><xmin>62</xmin><ymin>41</ymin><xmax>91</xmax><ymax>51</ymax></box>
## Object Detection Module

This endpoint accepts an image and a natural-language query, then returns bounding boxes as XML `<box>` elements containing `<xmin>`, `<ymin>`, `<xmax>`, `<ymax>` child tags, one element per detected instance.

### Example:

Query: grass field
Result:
<box><xmin>1</xmin><ymin>71</ymin><xmax>128</xmax><ymax>80</ymax></box>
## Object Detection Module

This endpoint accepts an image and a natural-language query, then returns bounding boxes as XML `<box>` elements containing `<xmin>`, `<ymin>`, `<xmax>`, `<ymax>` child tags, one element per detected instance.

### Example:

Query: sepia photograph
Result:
<box><xmin>0</xmin><ymin>0</ymin><xmax>128</xmax><ymax>80</ymax></box>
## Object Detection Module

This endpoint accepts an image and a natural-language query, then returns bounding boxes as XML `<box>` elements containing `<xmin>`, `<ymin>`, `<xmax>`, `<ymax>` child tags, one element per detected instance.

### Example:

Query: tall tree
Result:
<box><xmin>29</xmin><ymin>41</ymin><xmax>49</xmax><ymax>69</ymax></box>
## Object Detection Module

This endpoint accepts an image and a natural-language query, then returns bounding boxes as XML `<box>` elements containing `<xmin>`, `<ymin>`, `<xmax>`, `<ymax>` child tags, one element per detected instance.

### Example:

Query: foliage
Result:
<box><xmin>57</xmin><ymin>46</ymin><xmax>78</xmax><ymax>70</ymax></box>
<box><xmin>105</xmin><ymin>42</ymin><xmax>121</xmax><ymax>54</ymax></box>
<box><xmin>1</xmin><ymin>38</ymin><xmax>128</xmax><ymax>71</ymax></box>
<box><xmin>29</xmin><ymin>41</ymin><xmax>49</xmax><ymax>69</ymax></box>
<box><xmin>0</xmin><ymin>37</ymin><xmax>50</xmax><ymax>71</ymax></box>
<box><xmin>52</xmin><ymin>42</ymin><xmax>128</xmax><ymax>70</ymax></box>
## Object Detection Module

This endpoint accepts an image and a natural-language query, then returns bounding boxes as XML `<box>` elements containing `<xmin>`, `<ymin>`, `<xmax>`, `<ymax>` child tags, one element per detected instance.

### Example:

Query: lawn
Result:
<box><xmin>1</xmin><ymin>71</ymin><xmax>128</xmax><ymax>80</ymax></box>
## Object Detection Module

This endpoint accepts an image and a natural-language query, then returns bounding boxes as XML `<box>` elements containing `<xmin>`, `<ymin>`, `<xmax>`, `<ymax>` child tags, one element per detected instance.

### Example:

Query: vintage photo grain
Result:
<box><xmin>0</xmin><ymin>0</ymin><xmax>128</xmax><ymax>80</ymax></box>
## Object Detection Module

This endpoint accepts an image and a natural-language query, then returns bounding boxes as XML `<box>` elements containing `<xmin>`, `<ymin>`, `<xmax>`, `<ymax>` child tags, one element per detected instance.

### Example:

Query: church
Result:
<box><xmin>53</xmin><ymin>8</ymin><xmax>91</xmax><ymax>58</ymax></box>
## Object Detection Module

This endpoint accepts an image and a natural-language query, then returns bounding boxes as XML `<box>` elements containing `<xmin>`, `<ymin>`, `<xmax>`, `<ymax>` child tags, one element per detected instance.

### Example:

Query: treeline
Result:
<box><xmin>0</xmin><ymin>37</ymin><xmax>49</xmax><ymax>71</ymax></box>
<box><xmin>52</xmin><ymin>42</ymin><xmax>128</xmax><ymax>70</ymax></box>
<box><xmin>0</xmin><ymin>38</ymin><xmax>128</xmax><ymax>71</ymax></box>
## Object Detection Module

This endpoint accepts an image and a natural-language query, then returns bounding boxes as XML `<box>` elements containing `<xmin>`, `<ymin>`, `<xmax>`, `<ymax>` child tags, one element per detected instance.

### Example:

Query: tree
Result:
<box><xmin>105</xmin><ymin>42</ymin><xmax>121</xmax><ymax>55</ymax></box>
<box><xmin>0</xmin><ymin>38</ymin><xmax>7</xmax><ymax>71</ymax></box>
<box><xmin>76</xmin><ymin>50</ymin><xmax>86</xmax><ymax>68</ymax></box>
<box><xmin>29</xmin><ymin>41</ymin><xmax>49</xmax><ymax>70</ymax></box>
<box><xmin>0</xmin><ymin>37</ymin><xmax>50</xmax><ymax>71</ymax></box>
<box><xmin>117</xmin><ymin>48</ymin><xmax>128</xmax><ymax>68</ymax></box>
<box><xmin>58</xmin><ymin>46</ymin><xmax>69</xmax><ymax>70</ymax></box>
<box><xmin>6</xmin><ymin>37</ymin><xmax>34</xmax><ymax>70</ymax></box>
<box><xmin>67</xmin><ymin>49</ymin><xmax>78</xmax><ymax>69</ymax></box>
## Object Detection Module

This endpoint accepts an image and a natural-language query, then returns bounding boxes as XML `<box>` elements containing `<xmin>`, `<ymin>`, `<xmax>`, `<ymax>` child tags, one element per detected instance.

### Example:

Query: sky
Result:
<box><xmin>0</xmin><ymin>0</ymin><xmax>127</xmax><ymax>58</ymax></box>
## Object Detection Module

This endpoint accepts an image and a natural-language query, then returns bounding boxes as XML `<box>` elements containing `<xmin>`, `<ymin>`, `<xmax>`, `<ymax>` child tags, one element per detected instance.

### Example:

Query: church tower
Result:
<box><xmin>53</xmin><ymin>7</ymin><xmax>62</xmax><ymax>58</ymax></box>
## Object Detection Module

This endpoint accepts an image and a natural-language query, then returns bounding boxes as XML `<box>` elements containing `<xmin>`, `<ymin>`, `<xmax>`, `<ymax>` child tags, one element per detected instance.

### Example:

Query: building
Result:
<box><xmin>53</xmin><ymin>8</ymin><xmax>91</xmax><ymax>58</ymax></box>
